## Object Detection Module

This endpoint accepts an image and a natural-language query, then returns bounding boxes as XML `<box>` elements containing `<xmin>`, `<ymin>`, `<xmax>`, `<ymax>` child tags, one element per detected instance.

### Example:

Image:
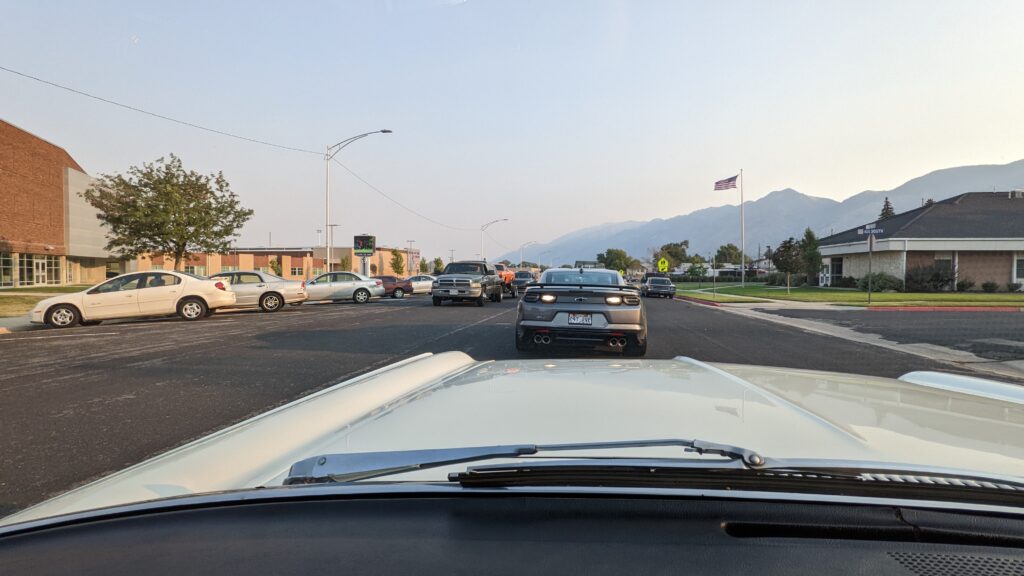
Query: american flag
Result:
<box><xmin>714</xmin><ymin>175</ymin><xmax>738</xmax><ymax>190</ymax></box>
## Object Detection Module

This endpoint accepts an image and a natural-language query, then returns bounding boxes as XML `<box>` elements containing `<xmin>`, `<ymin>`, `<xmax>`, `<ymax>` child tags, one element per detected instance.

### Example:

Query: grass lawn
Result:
<box><xmin>0</xmin><ymin>285</ymin><xmax>91</xmax><ymax>294</ymax></box>
<box><xmin>674</xmin><ymin>282</ymin><xmax>744</xmax><ymax>291</ymax></box>
<box><xmin>0</xmin><ymin>295</ymin><xmax>47</xmax><ymax>317</ymax></box>
<box><xmin>675</xmin><ymin>291</ymin><xmax>763</xmax><ymax>304</ymax></box>
<box><xmin>717</xmin><ymin>285</ymin><xmax>1024</xmax><ymax>306</ymax></box>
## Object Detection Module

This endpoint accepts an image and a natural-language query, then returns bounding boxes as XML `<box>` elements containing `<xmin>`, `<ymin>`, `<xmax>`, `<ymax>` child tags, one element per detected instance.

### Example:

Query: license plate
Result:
<box><xmin>448</xmin><ymin>289</ymin><xmax>459</xmax><ymax>295</ymax></box>
<box><xmin>567</xmin><ymin>313</ymin><xmax>592</xmax><ymax>326</ymax></box>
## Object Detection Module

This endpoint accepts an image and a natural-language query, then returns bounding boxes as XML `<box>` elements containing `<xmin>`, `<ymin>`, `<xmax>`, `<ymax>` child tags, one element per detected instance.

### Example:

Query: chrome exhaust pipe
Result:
<box><xmin>608</xmin><ymin>337</ymin><xmax>625</xmax><ymax>348</ymax></box>
<box><xmin>617</xmin><ymin>337</ymin><xmax>626</xmax><ymax>347</ymax></box>
<box><xmin>541</xmin><ymin>335</ymin><xmax>551</xmax><ymax>345</ymax></box>
<box><xmin>533</xmin><ymin>334</ymin><xmax>544</xmax><ymax>344</ymax></box>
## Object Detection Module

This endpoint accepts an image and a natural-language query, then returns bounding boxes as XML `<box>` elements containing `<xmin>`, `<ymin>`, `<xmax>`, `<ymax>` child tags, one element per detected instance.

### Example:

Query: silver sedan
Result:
<box><xmin>208</xmin><ymin>270</ymin><xmax>307</xmax><ymax>312</ymax></box>
<box><xmin>305</xmin><ymin>271</ymin><xmax>385</xmax><ymax>304</ymax></box>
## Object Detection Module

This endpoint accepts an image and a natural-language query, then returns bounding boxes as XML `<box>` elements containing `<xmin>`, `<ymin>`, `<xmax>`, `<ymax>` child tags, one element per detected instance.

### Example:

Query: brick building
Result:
<box><xmin>1</xmin><ymin>119</ymin><xmax>113</xmax><ymax>286</ymax></box>
<box><xmin>819</xmin><ymin>192</ymin><xmax>1024</xmax><ymax>290</ymax></box>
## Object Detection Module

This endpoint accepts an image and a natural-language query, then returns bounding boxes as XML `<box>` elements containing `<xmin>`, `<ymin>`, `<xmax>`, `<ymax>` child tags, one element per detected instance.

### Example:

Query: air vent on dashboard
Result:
<box><xmin>889</xmin><ymin>552</ymin><xmax>1024</xmax><ymax>576</ymax></box>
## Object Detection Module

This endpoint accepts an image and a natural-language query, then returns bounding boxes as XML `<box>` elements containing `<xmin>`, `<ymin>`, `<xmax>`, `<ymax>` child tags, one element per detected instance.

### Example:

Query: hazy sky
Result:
<box><xmin>3</xmin><ymin>0</ymin><xmax>1024</xmax><ymax>262</ymax></box>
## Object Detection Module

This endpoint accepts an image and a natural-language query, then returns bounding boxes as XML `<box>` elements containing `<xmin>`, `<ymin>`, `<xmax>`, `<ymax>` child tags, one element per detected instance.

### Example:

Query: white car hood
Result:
<box><xmin>4</xmin><ymin>352</ymin><xmax>1023</xmax><ymax>526</ymax></box>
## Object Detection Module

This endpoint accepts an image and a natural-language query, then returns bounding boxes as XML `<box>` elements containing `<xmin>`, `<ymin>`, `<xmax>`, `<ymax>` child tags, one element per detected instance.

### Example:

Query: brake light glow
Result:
<box><xmin>301</xmin><ymin>281</ymin><xmax>306</xmax><ymax>290</ymax></box>
<box><xmin>605</xmin><ymin>295</ymin><xmax>622</xmax><ymax>305</ymax></box>
<box><xmin>540</xmin><ymin>294</ymin><xmax>557</xmax><ymax>303</ymax></box>
<box><xmin>214</xmin><ymin>281</ymin><xmax>226</xmax><ymax>291</ymax></box>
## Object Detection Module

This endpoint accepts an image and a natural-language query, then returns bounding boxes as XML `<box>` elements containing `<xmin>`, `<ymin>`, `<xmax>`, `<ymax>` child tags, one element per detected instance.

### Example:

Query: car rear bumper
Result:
<box><xmin>433</xmin><ymin>286</ymin><xmax>483</xmax><ymax>298</ymax></box>
<box><xmin>206</xmin><ymin>292</ymin><xmax>237</xmax><ymax>309</ymax></box>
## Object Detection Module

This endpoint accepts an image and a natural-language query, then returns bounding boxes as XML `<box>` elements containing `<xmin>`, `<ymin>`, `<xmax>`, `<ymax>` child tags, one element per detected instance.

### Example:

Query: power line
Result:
<box><xmin>331</xmin><ymin>157</ymin><xmax>476</xmax><ymax>232</ymax></box>
<box><xmin>0</xmin><ymin>64</ymin><xmax>321</xmax><ymax>155</ymax></box>
<box><xmin>483</xmin><ymin>228</ymin><xmax>512</xmax><ymax>251</ymax></box>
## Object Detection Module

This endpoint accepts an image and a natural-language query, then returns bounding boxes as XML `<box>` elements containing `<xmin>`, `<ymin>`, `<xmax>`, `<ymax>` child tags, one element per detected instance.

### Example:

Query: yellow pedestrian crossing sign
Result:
<box><xmin>657</xmin><ymin>258</ymin><xmax>669</xmax><ymax>273</ymax></box>
<box><xmin>619</xmin><ymin>269</ymin><xmax>625</xmax><ymax>276</ymax></box>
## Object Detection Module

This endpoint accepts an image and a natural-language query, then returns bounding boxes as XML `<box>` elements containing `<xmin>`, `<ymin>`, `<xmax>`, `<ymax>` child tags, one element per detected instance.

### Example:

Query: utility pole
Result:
<box><xmin>448</xmin><ymin>249</ymin><xmax>455</xmax><ymax>263</ymax></box>
<box><xmin>327</xmin><ymin>224</ymin><xmax>339</xmax><ymax>271</ymax></box>
<box><xmin>406</xmin><ymin>240</ymin><xmax>415</xmax><ymax>276</ymax></box>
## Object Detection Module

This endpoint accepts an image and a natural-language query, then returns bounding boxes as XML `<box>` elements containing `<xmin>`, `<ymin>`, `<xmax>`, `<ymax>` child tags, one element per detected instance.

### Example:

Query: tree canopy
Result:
<box><xmin>83</xmin><ymin>154</ymin><xmax>253</xmax><ymax>270</ymax></box>
<box><xmin>652</xmin><ymin>241</ymin><xmax>689</xmax><ymax>269</ymax></box>
<box><xmin>714</xmin><ymin>243</ymin><xmax>750</xmax><ymax>265</ymax></box>
<box><xmin>770</xmin><ymin>237</ymin><xmax>803</xmax><ymax>293</ymax></box>
<box><xmin>432</xmin><ymin>257</ymin><xmax>445</xmax><ymax>274</ymax></box>
<box><xmin>800</xmin><ymin>228</ymin><xmax>822</xmax><ymax>283</ymax></box>
<box><xmin>389</xmin><ymin>251</ymin><xmax>405</xmax><ymax>275</ymax></box>
<box><xmin>879</xmin><ymin>196</ymin><xmax>896</xmax><ymax>219</ymax></box>
<box><xmin>596</xmin><ymin>248</ymin><xmax>640</xmax><ymax>272</ymax></box>
<box><xmin>419</xmin><ymin>259</ymin><xmax>429</xmax><ymax>273</ymax></box>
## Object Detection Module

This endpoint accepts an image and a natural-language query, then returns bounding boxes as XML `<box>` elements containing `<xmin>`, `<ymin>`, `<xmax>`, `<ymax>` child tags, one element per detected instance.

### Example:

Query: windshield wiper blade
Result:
<box><xmin>283</xmin><ymin>438</ymin><xmax>765</xmax><ymax>485</ymax></box>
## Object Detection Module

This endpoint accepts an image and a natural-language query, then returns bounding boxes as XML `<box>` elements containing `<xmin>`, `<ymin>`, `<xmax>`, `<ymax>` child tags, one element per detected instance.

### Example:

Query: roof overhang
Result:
<box><xmin>821</xmin><ymin>238</ymin><xmax>1024</xmax><ymax>256</ymax></box>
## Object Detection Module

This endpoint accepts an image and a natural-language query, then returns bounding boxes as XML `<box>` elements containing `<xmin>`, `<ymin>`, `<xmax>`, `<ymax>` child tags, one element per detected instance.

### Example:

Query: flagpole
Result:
<box><xmin>740</xmin><ymin>168</ymin><xmax>745</xmax><ymax>287</ymax></box>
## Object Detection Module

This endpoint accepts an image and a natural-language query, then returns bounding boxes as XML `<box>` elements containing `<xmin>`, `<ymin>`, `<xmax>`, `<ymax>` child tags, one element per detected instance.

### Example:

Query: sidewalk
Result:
<box><xmin>700</xmin><ymin>300</ymin><xmax>1024</xmax><ymax>382</ymax></box>
<box><xmin>0</xmin><ymin>315</ymin><xmax>35</xmax><ymax>334</ymax></box>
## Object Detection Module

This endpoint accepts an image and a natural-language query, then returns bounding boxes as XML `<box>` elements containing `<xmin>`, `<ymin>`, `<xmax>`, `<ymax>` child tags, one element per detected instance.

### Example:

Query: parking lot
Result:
<box><xmin>0</xmin><ymin>295</ymin><xmax>979</xmax><ymax>516</ymax></box>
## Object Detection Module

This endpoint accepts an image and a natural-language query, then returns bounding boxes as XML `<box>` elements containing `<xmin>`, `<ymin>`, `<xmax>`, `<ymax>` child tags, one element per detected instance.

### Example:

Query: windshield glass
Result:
<box><xmin>443</xmin><ymin>263</ymin><xmax>485</xmax><ymax>275</ymax></box>
<box><xmin>2</xmin><ymin>2</ymin><xmax>1023</xmax><ymax>530</ymax></box>
<box><xmin>541</xmin><ymin>270</ymin><xmax>620</xmax><ymax>285</ymax></box>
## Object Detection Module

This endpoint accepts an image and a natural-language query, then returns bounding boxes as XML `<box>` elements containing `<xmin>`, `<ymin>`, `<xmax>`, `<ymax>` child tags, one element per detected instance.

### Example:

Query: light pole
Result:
<box><xmin>325</xmin><ymin>129</ymin><xmax>392</xmax><ymax>275</ymax></box>
<box><xmin>327</xmin><ymin>224</ymin><xmax>339</xmax><ymax>271</ymax></box>
<box><xmin>518</xmin><ymin>241</ymin><xmax>536</xmax><ymax>268</ymax></box>
<box><xmin>540</xmin><ymin>250</ymin><xmax>552</xmax><ymax>269</ymax></box>
<box><xmin>316</xmin><ymin>228</ymin><xmax>322</xmax><ymax>248</ymax></box>
<box><xmin>479</xmin><ymin>218</ymin><xmax>509</xmax><ymax>261</ymax></box>
<box><xmin>406</xmin><ymin>240</ymin><xmax>415</xmax><ymax>276</ymax></box>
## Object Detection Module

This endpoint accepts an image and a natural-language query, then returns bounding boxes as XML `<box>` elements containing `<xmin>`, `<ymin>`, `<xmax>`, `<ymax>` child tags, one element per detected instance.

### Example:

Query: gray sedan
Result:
<box><xmin>208</xmin><ymin>270</ymin><xmax>307</xmax><ymax>312</ymax></box>
<box><xmin>305</xmin><ymin>271</ymin><xmax>385</xmax><ymax>304</ymax></box>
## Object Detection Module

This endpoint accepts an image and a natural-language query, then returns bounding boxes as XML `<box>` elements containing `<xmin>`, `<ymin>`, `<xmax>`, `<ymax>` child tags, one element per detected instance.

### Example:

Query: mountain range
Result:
<box><xmin>498</xmin><ymin>160</ymin><xmax>1024</xmax><ymax>266</ymax></box>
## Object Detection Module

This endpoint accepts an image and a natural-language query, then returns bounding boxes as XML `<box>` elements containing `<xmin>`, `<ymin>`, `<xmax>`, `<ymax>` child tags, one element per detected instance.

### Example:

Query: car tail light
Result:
<box><xmin>605</xmin><ymin>295</ymin><xmax>622</xmax><ymax>305</ymax></box>
<box><xmin>523</xmin><ymin>291</ymin><xmax>540</xmax><ymax>302</ymax></box>
<box><xmin>623</xmin><ymin>295</ymin><xmax>640</xmax><ymax>305</ymax></box>
<box><xmin>214</xmin><ymin>281</ymin><xmax>227</xmax><ymax>291</ymax></box>
<box><xmin>375</xmin><ymin>280</ymin><xmax>383</xmax><ymax>286</ymax></box>
<box><xmin>539</xmin><ymin>294</ymin><xmax>557</xmax><ymax>303</ymax></box>
<box><xmin>301</xmin><ymin>281</ymin><xmax>306</xmax><ymax>290</ymax></box>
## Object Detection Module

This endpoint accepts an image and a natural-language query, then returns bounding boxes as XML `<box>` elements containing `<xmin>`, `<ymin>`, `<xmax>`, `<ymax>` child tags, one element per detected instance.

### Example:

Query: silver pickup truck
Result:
<box><xmin>431</xmin><ymin>261</ymin><xmax>504</xmax><ymax>306</ymax></box>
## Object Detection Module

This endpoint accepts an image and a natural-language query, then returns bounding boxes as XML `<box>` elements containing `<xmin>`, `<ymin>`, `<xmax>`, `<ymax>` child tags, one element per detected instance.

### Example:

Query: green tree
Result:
<box><xmin>83</xmin><ymin>154</ymin><xmax>253</xmax><ymax>270</ymax></box>
<box><xmin>419</xmin><ymin>259</ymin><xmax>429</xmax><ymax>273</ymax></box>
<box><xmin>715</xmin><ymin>243</ymin><xmax>750</xmax><ymax>265</ymax></box>
<box><xmin>686</xmin><ymin>262</ymin><xmax>708</xmax><ymax>286</ymax></box>
<box><xmin>338</xmin><ymin>255</ymin><xmax>351</xmax><ymax>272</ymax></box>
<box><xmin>879</xmin><ymin>196</ymin><xmax>896</xmax><ymax>219</ymax></box>
<box><xmin>596</xmin><ymin>248</ymin><xmax>636</xmax><ymax>271</ymax></box>
<box><xmin>799</xmin><ymin>228</ymin><xmax>822</xmax><ymax>284</ymax></box>
<box><xmin>770</xmin><ymin>238</ymin><xmax>803</xmax><ymax>293</ymax></box>
<box><xmin>389</xmin><ymin>251</ymin><xmax>405</xmax><ymax>275</ymax></box>
<box><xmin>654</xmin><ymin>241</ymin><xmax>689</xmax><ymax>269</ymax></box>
<box><xmin>432</xmin><ymin>257</ymin><xmax>444</xmax><ymax>274</ymax></box>
<box><xmin>268</xmin><ymin>257</ymin><xmax>282</xmax><ymax>276</ymax></box>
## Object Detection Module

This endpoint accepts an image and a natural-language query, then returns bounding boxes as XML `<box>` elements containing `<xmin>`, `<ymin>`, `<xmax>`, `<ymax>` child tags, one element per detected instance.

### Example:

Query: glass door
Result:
<box><xmin>34</xmin><ymin>258</ymin><xmax>47</xmax><ymax>285</ymax></box>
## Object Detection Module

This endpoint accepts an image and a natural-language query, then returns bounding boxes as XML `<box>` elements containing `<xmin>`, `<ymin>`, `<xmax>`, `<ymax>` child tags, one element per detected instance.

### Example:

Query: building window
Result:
<box><xmin>151</xmin><ymin>264</ymin><xmax>163</xmax><ymax>271</ymax></box>
<box><xmin>220</xmin><ymin>265</ymin><xmax>239</xmax><ymax>272</ymax></box>
<box><xmin>311</xmin><ymin>267</ymin><xmax>323</xmax><ymax>276</ymax></box>
<box><xmin>290</xmin><ymin>267</ymin><xmax>303</xmax><ymax>276</ymax></box>
<box><xmin>46</xmin><ymin>256</ymin><xmax>61</xmax><ymax>284</ymax></box>
<box><xmin>184</xmin><ymin>265</ymin><xmax>207</xmax><ymax>276</ymax></box>
<box><xmin>0</xmin><ymin>253</ymin><xmax>12</xmax><ymax>287</ymax></box>
<box><xmin>19</xmin><ymin>254</ymin><xmax>34</xmax><ymax>286</ymax></box>
<box><xmin>1016</xmin><ymin>257</ymin><xmax>1024</xmax><ymax>283</ymax></box>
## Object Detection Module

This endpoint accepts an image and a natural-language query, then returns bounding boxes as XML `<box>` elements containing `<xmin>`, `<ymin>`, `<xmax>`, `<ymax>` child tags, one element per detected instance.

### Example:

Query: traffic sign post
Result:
<box><xmin>858</xmin><ymin>225</ymin><xmax>883</xmax><ymax>305</ymax></box>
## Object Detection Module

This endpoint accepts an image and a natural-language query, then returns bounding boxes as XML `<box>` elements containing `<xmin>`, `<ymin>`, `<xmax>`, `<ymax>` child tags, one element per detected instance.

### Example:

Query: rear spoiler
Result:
<box><xmin>524</xmin><ymin>283</ymin><xmax>640</xmax><ymax>292</ymax></box>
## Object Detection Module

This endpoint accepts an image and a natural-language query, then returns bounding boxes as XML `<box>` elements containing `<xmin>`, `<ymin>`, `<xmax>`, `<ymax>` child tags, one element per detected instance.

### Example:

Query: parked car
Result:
<box><xmin>7</xmin><ymin>353</ymin><xmax>1021</xmax><ymax>575</ymax></box>
<box><xmin>641</xmin><ymin>276</ymin><xmax>677</xmax><ymax>298</ymax></box>
<box><xmin>516</xmin><ymin>268</ymin><xmax>646</xmax><ymax>355</ymax></box>
<box><xmin>406</xmin><ymin>274</ymin><xmax>436</xmax><ymax>294</ymax></box>
<box><xmin>373</xmin><ymin>275</ymin><xmax>415</xmax><ymax>299</ymax></box>
<box><xmin>305</xmin><ymin>271</ymin><xmax>384</xmax><ymax>304</ymax></box>
<box><xmin>29</xmin><ymin>271</ymin><xmax>236</xmax><ymax>328</ymax></box>
<box><xmin>208</xmin><ymin>270</ymin><xmax>307</xmax><ymax>312</ymax></box>
<box><xmin>511</xmin><ymin>270</ymin><xmax>536</xmax><ymax>292</ymax></box>
<box><xmin>431</xmin><ymin>261</ymin><xmax>503</xmax><ymax>306</ymax></box>
<box><xmin>493</xmin><ymin>263</ymin><xmax>518</xmax><ymax>297</ymax></box>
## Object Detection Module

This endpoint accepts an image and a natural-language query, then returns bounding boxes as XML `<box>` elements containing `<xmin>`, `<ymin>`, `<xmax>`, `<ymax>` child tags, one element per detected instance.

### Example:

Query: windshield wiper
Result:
<box><xmin>283</xmin><ymin>438</ymin><xmax>766</xmax><ymax>485</ymax></box>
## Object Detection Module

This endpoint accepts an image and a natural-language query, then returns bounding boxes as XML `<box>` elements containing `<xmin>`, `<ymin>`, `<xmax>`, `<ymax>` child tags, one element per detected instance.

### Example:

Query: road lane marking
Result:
<box><xmin>0</xmin><ymin>331</ymin><xmax>120</xmax><ymax>342</ymax></box>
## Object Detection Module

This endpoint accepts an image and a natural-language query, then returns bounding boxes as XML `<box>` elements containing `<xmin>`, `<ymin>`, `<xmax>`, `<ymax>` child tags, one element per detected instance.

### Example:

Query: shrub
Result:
<box><xmin>904</xmin><ymin>265</ymin><xmax>954</xmax><ymax>292</ymax></box>
<box><xmin>832</xmin><ymin>276</ymin><xmax>858</xmax><ymax>288</ymax></box>
<box><xmin>857</xmin><ymin>272</ymin><xmax>903</xmax><ymax>292</ymax></box>
<box><xmin>955</xmin><ymin>278</ymin><xmax>975</xmax><ymax>292</ymax></box>
<box><xmin>981</xmin><ymin>281</ymin><xmax>998</xmax><ymax>293</ymax></box>
<box><xmin>1008</xmin><ymin>282</ymin><xmax>1022</xmax><ymax>293</ymax></box>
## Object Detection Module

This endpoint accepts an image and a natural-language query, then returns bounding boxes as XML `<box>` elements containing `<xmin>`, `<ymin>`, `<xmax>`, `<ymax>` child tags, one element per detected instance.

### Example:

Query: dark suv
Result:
<box><xmin>641</xmin><ymin>276</ymin><xmax>676</xmax><ymax>298</ymax></box>
<box><xmin>431</xmin><ymin>261</ymin><xmax>504</xmax><ymax>306</ymax></box>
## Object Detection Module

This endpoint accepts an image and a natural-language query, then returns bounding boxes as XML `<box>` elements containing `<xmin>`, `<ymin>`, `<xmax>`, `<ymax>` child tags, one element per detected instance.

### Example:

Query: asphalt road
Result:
<box><xmin>0</xmin><ymin>296</ymin><xmax>971</xmax><ymax>517</ymax></box>
<box><xmin>762</xmin><ymin>309</ymin><xmax>1024</xmax><ymax>361</ymax></box>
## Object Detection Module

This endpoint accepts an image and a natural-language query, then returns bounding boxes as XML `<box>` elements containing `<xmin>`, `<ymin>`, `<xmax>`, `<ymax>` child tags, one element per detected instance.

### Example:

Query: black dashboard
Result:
<box><xmin>2</xmin><ymin>493</ymin><xmax>1022</xmax><ymax>575</ymax></box>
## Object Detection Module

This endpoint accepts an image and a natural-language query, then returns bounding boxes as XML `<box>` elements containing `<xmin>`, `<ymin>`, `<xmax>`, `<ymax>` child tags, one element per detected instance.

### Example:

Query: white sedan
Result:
<box><xmin>30</xmin><ymin>271</ymin><xmax>237</xmax><ymax>328</ymax></box>
<box><xmin>406</xmin><ymin>274</ymin><xmax>436</xmax><ymax>294</ymax></box>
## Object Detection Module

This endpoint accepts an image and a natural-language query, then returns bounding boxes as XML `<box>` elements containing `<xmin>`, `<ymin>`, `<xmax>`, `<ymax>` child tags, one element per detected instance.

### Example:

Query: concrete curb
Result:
<box><xmin>868</xmin><ymin>306</ymin><xmax>1022</xmax><ymax>312</ymax></box>
<box><xmin>674</xmin><ymin>295</ymin><xmax>722</xmax><ymax>307</ymax></box>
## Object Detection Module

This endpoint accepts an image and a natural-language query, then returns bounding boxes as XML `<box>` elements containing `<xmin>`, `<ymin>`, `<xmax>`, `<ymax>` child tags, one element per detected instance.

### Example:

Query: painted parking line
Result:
<box><xmin>0</xmin><ymin>331</ymin><xmax>121</xmax><ymax>342</ymax></box>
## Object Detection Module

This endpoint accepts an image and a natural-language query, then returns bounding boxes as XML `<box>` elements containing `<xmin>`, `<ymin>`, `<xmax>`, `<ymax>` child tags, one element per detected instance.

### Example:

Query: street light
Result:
<box><xmin>327</xmin><ymin>224</ymin><xmax>339</xmax><ymax>270</ymax></box>
<box><xmin>518</xmin><ymin>241</ymin><xmax>536</xmax><ymax>268</ymax></box>
<box><xmin>325</xmin><ymin>129</ymin><xmax>392</xmax><ymax>272</ymax></box>
<box><xmin>479</xmin><ymin>218</ymin><xmax>509</xmax><ymax>261</ymax></box>
<box><xmin>407</xmin><ymin>240</ymin><xmax>415</xmax><ymax>276</ymax></box>
<box><xmin>540</xmin><ymin>249</ymin><xmax>552</xmax><ymax>269</ymax></box>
